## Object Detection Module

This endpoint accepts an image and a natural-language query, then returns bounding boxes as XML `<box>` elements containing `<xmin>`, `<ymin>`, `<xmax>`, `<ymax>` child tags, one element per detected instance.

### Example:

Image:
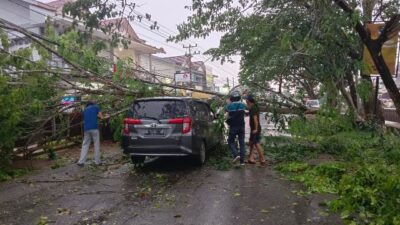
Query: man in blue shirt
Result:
<box><xmin>77</xmin><ymin>101</ymin><xmax>104</xmax><ymax>166</ymax></box>
<box><xmin>225</xmin><ymin>91</ymin><xmax>246</xmax><ymax>165</ymax></box>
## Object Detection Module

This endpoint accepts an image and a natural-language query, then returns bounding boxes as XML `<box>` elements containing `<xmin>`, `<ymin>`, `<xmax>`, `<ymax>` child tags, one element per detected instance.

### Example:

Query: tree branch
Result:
<box><xmin>377</xmin><ymin>14</ymin><xmax>400</xmax><ymax>46</ymax></box>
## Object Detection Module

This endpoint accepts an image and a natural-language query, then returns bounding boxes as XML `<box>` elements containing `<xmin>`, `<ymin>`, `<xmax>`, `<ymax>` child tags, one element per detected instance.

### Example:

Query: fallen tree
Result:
<box><xmin>0</xmin><ymin>16</ymin><xmax>224</xmax><ymax>169</ymax></box>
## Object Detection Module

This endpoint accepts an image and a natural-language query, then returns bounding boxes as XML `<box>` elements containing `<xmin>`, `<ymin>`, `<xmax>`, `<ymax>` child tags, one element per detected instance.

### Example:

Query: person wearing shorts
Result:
<box><xmin>245</xmin><ymin>95</ymin><xmax>266</xmax><ymax>165</ymax></box>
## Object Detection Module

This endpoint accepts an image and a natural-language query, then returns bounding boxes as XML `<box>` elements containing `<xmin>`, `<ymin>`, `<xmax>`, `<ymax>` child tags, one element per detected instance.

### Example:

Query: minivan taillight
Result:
<box><xmin>168</xmin><ymin>117</ymin><xmax>192</xmax><ymax>134</ymax></box>
<box><xmin>182</xmin><ymin>117</ymin><xmax>192</xmax><ymax>134</ymax></box>
<box><xmin>123</xmin><ymin>118</ymin><xmax>141</xmax><ymax>135</ymax></box>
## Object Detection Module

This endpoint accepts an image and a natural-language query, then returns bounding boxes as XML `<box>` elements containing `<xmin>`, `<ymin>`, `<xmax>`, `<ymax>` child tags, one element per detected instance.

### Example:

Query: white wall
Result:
<box><xmin>30</xmin><ymin>5</ymin><xmax>52</xmax><ymax>27</ymax></box>
<box><xmin>0</xmin><ymin>0</ymin><xmax>55</xmax><ymax>31</ymax></box>
<box><xmin>139</xmin><ymin>55</ymin><xmax>177</xmax><ymax>79</ymax></box>
<box><xmin>0</xmin><ymin>0</ymin><xmax>32</xmax><ymax>27</ymax></box>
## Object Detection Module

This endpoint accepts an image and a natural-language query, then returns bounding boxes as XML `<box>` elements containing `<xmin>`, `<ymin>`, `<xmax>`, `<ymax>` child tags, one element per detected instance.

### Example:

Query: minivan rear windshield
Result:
<box><xmin>132</xmin><ymin>100</ymin><xmax>187</xmax><ymax>120</ymax></box>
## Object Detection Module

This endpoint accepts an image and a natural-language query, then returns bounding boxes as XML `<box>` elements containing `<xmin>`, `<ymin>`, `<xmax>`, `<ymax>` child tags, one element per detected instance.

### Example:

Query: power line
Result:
<box><xmin>130</xmin><ymin>8</ymin><xmax>209</xmax><ymax>52</ymax></box>
<box><xmin>1</xmin><ymin>18</ymin><xmax>187</xmax><ymax>86</ymax></box>
<box><xmin>114</xmin><ymin>4</ymin><xmax>238</xmax><ymax>75</ymax></box>
<box><xmin>8</xmin><ymin>0</ymin><xmax>229</xmax><ymax>74</ymax></box>
<box><xmin>5</xmin><ymin>0</ymin><xmax>236</xmax><ymax>84</ymax></box>
<box><xmin>0</xmin><ymin>19</ymin><xmax>225</xmax><ymax>97</ymax></box>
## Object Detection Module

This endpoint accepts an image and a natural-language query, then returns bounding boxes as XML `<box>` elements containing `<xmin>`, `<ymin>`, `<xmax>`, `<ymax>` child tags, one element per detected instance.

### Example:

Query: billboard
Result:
<box><xmin>175</xmin><ymin>72</ymin><xmax>190</xmax><ymax>83</ymax></box>
<box><xmin>362</xmin><ymin>23</ymin><xmax>399</xmax><ymax>76</ymax></box>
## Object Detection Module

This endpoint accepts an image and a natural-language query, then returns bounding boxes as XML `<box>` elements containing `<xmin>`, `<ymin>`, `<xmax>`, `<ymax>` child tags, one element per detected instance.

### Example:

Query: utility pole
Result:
<box><xmin>183</xmin><ymin>44</ymin><xmax>200</xmax><ymax>88</ymax></box>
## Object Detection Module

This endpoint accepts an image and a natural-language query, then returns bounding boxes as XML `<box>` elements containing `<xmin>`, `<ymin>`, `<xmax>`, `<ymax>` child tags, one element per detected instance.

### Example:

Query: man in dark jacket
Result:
<box><xmin>225</xmin><ymin>91</ymin><xmax>246</xmax><ymax>165</ymax></box>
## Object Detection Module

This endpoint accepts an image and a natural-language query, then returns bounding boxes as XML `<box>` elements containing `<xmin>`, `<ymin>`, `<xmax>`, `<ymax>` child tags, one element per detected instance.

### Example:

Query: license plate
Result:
<box><xmin>146</xmin><ymin>129</ymin><xmax>164</xmax><ymax>136</ymax></box>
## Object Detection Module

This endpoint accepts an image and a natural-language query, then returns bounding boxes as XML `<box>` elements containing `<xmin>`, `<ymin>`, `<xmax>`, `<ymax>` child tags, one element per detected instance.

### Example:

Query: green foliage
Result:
<box><xmin>0</xmin><ymin>168</ymin><xmax>30</xmax><ymax>182</ymax></box>
<box><xmin>289</xmin><ymin>109</ymin><xmax>354</xmax><ymax>137</ymax></box>
<box><xmin>172</xmin><ymin>0</ymin><xmax>375</xmax><ymax>111</ymax></box>
<box><xmin>356</xmin><ymin>79</ymin><xmax>373</xmax><ymax>102</ymax></box>
<box><xmin>275</xmin><ymin>162</ymin><xmax>309</xmax><ymax>173</ymax></box>
<box><xmin>318</xmin><ymin>135</ymin><xmax>346</xmax><ymax>155</ymax></box>
<box><xmin>275</xmin><ymin>111</ymin><xmax>400</xmax><ymax>224</ymax></box>
<box><xmin>56</xmin><ymin>29</ymin><xmax>109</xmax><ymax>74</ymax></box>
<box><xmin>331</xmin><ymin>164</ymin><xmax>400</xmax><ymax>225</ymax></box>
<box><xmin>109</xmin><ymin>113</ymin><xmax>124</xmax><ymax>142</ymax></box>
<box><xmin>47</xmin><ymin>148</ymin><xmax>57</xmax><ymax>160</ymax></box>
<box><xmin>207</xmin><ymin>144</ymin><xmax>233</xmax><ymax>171</ymax></box>
<box><xmin>0</xmin><ymin>29</ymin><xmax>62</xmax><ymax>169</ymax></box>
<box><xmin>0</xmin><ymin>29</ymin><xmax>10</xmax><ymax>51</ymax></box>
<box><xmin>0</xmin><ymin>170</ymin><xmax>11</xmax><ymax>182</ymax></box>
<box><xmin>173</xmin><ymin>0</ymin><xmax>400</xmax><ymax>121</ymax></box>
<box><xmin>277</xmin><ymin>162</ymin><xmax>347</xmax><ymax>194</ymax></box>
<box><xmin>264</xmin><ymin>136</ymin><xmax>319</xmax><ymax>161</ymax></box>
<box><xmin>0</xmin><ymin>15</ymin><xmax>160</xmax><ymax>170</ymax></box>
<box><xmin>0</xmin><ymin>76</ymin><xmax>23</xmax><ymax>169</ymax></box>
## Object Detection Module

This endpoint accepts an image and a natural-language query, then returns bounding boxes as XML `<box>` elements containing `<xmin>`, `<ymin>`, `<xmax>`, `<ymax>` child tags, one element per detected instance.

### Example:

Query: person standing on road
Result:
<box><xmin>77</xmin><ymin>101</ymin><xmax>104</xmax><ymax>166</ymax></box>
<box><xmin>245</xmin><ymin>95</ymin><xmax>266</xmax><ymax>165</ymax></box>
<box><xmin>225</xmin><ymin>91</ymin><xmax>246</xmax><ymax>165</ymax></box>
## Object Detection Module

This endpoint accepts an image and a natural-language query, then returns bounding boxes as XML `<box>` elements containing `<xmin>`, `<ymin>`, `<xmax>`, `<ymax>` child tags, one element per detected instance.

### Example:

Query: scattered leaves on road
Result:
<box><xmin>24</xmin><ymin>209</ymin><xmax>34</xmax><ymax>213</ymax></box>
<box><xmin>260</xmin><ymin>209</ymin><xmax>269</xmax><ymax>214</ymax></box>
<box><xmin>233</xmin><ymin>192</ymin><xmax>241</xmax><ymax>197</ymax></box>
<box><xmin>57</xmin><ymin>208</ymin><xmax>71</xmax><ymax>216</ymax></box>
<box><xmin>36</xmin><ymin>216</ymin><xmax>48</xmax><ymax>225</ymax></box>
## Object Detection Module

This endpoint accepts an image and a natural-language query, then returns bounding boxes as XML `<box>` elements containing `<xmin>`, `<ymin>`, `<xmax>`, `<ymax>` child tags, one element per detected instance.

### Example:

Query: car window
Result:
<box><xmin>132</xmin><ymin>100</ymin><xmax>187</xmax><ymax>119</ymax></box>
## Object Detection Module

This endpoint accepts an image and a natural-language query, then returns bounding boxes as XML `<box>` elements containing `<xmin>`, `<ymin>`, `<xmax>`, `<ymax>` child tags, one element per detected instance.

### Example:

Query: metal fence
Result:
<box><xmin>383</xmin><ymin>108</ymin><xmax>400</xmax><ymax>123</ymax></box>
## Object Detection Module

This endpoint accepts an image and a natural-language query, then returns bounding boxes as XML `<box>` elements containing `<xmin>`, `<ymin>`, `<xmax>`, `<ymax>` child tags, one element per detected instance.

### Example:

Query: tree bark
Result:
<box><xmin>366</xmin><ymin>40</ymin><xmax>400</xmax><ymax>117</ymax></box>
<box><xmin>333</xmin><ymin>0</ymin><xmax>400</xmax><ymax>117</ymax></box>
<box><xmin>345</xmin><ymin>72</ymin><xmax>358</xmax><ymax>109</ymax></box>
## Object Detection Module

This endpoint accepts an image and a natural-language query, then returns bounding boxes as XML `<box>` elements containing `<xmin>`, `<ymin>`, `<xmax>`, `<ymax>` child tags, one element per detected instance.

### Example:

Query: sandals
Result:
<box><xmin>247</xmin><ymin>160</ymin><xmax>257</xmax><ymax>164</ymax></box>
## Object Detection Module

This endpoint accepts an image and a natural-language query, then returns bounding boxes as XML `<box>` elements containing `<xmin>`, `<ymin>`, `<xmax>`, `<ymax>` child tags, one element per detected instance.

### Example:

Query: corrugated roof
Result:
<box><xmin>27</xmin><ymin>0</ymin><xmax>57</xmax><ymax>11</ymax></box>
<box><xmin>46</xmin><ymin>0</ymin><xmax>72</xmax><ymax>10</ymax></box>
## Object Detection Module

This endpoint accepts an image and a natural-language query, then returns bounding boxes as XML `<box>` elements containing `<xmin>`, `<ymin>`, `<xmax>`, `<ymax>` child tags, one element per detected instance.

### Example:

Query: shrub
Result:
<box><xmin>289</xmin><ymin>109</ymin><xmax>354</xmax><ymax>138</ymax></box>
<box><xmin>277</xmin><ymin>162</ymin><xmax>347</xmax><ymax>194</ymax></box>
<box><xmin>331</xmin><ymin>164</ymin><xmax>400</xmax><ymax>225</ymax></box>
<box><xmin>319</xmin><ymin>135</ymin><xmax>346</xmax><ymax>155</ymax></box>
<box><xmin>264</xmin><ymin>136</ymin><xmax>319</xmax><ymax>161</ymax></box>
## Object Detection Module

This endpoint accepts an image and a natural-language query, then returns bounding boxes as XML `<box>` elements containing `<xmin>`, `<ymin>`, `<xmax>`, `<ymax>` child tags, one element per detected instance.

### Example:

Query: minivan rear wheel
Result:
<box><xmin>131</xmin><ymin>155</ymin><xmax>145</xmax><ymax>164</ymax></box>
<box><xmin>195</xmin><ymin>142</ymin><xmax>206</xmax><ymax>166</ymax></box>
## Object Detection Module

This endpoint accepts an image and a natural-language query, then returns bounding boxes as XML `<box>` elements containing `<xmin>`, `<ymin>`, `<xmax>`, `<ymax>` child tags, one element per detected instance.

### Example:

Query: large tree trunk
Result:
<box><xmin>366</xmin><ymin>40</ymin><xmax>400</xmax><ymax>116</ymax></box>
<box><xmin>333</xmin><ymin>0</ymin><xmax>400</xmax><ymax>117</ymax></box>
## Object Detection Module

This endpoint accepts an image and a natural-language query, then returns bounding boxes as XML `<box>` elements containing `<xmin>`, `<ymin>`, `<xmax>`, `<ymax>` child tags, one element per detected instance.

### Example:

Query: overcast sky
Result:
<box><xmin>41</xmin><ymin>0</ymin><xmax>241</xmax><ymax>87</ymax></box>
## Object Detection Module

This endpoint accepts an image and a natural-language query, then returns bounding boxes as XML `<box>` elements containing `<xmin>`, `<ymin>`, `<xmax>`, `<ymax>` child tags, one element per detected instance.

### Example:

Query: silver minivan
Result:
<box><xmin>121</xmin><ymin>97</ymin><xmax>222</xmax><ymax>165</ymax></box>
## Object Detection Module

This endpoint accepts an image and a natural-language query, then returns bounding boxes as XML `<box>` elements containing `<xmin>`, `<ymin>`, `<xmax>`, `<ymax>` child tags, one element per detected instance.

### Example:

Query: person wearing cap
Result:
<box><xmin>245</xmin><ymin>94</ymin><xmax>266</xmax><ymax>165</ymax></box>
<box><xmin>225</xmin><ymin>91</ymin><xmax>247</xmax><ymax>165</ymax></box>
<box><xmin>77</xmin><ymin>101</ymin><xmax>105</xmax><ymax>166</ymax></box>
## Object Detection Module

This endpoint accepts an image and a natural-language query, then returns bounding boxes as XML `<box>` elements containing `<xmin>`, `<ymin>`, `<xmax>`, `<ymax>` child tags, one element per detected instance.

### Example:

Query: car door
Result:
<box><xmin>191</xmin><ymin>101</ymin><xmax>208</xmax><ymax>150</ymax></box>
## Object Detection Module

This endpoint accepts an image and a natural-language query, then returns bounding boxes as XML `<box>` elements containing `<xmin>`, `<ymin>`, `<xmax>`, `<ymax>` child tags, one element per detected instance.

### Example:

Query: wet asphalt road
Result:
<box><xmin>0</xmin><ymin>152</ymin><xmax>342</xmax><ymax>225</ymax></box>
